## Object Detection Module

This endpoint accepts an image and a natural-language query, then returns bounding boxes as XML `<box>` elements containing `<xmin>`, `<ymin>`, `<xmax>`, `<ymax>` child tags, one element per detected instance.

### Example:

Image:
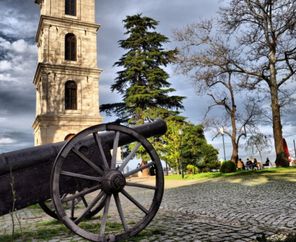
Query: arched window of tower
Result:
<box><xmin>65</xmin><ymin>81</ymin><xmax>77</xmax><ymax>110</ymax></box>
<box><xmin>65</xmin><ymin>33</ymin><xmax>77</xmax><ymax>61</ymax></box>
<box><xmin>65</xmin><ymin>0</ymin><xmax>76</xmax><ymax>16</ymax></box>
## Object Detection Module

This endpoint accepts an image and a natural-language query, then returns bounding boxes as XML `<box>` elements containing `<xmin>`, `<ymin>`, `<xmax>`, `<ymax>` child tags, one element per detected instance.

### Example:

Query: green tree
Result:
<box><xmin>100</xmin><ymin>14</ymin><xmax>184</xmax><ymax>124</ymax></box>
<box><xmin>161</xmin><ymin>119</ymin><xmax>185</xmax><ymax>174</ymax></box>
<box><xmin>163</xmin><ymin>121</ymin><xmax>219</xmax><ymax>173</ymax></box>
<box><xmin>181</xmin><ymin>123</ymin><xmax>219</xmax><ymax>172</ymax></box>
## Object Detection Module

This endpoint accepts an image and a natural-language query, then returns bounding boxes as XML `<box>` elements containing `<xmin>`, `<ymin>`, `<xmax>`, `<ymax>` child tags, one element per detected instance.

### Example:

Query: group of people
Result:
<box><xmin>237</xmin><ymin>157</ymin><xmax>271</xmax><ymax>170</ymax></box>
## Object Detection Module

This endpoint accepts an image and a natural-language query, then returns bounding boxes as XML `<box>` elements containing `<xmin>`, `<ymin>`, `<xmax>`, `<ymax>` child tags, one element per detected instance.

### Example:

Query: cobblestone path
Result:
<box><xmin>1</xmin><ymin>175</ymin><xmax>296</xmax><ymax>241</ymax></box>
<box><xmin>155</xmin><ymin>178</ymin><xmax>296</xmax><ymax>241</ymax></box>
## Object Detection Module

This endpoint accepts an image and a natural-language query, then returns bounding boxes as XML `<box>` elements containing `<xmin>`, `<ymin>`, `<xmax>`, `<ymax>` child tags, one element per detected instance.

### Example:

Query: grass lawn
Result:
<box><xmin>165</xmin><ymin>166</ymin><xmax>296</xmax><ymax>183</ymax></box>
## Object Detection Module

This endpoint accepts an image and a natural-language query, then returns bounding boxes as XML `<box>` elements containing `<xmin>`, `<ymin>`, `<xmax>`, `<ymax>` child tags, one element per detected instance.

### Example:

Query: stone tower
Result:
<box><xmin>33</xmin><ymin>0</ymin><xmax>102</xmax><ymax>145</ymax></box>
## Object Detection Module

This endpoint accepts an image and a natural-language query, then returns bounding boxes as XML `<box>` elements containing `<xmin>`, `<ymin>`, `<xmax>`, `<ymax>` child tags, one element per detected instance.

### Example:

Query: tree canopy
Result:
<box><xmin>162</xmin><ymin>120</ymin><xmax>219</xmax><ymax>173</ymax></box>
<box><xmin>100</xmin><ymin>14</ymin><xmax>184</xmax><ymax>124</ymax></box>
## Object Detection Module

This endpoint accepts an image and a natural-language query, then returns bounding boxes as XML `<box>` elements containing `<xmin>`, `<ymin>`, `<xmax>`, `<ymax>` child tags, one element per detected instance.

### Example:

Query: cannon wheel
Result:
<box><xmin>51</xmin><ymin>123</ymin><xmax>164</xmax><ymax>242</ymax></box>
<box><xmin>39</xmin><ymin>191</ymin><xmax>105</xmax><ymax>220</ymax></box>
<box><xmin>39</xmin><ymin>133</ymin><xmax>105</xmax><ymax>220</ymax></box>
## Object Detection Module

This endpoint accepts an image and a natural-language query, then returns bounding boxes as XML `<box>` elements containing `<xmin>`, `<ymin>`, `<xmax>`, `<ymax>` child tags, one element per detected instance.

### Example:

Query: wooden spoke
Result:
<box><xmin>74</xmin><ymin>191</ymin><xmax>105</xmax><ymax>224</ymax></box>
<box><xmin>114</xmin><ymin>193</ymin><xmax>128</xmax><ymax>232</ymax></box>
<box><xmin>119</xmin><ymin>142</ymin><xmax>141</xmax><ymax>172</ymax></box>
<box><xmin>111</xmin><ymin>131</ymin><xmax>120</xmax><ymax>169</ymax></box>
<box><xmin>124</xmin><ymin>162</ymin><xmax>154</xmax><ymax>178</ymax></box>
<box><xmin>72</xmin><ymin>148</ymin><xmax>103</xmax><ymax>175</ymax></box>
<box><xmin>99</xmin><ymin>195</ymin><xmax>111</xmax><ymax>237</ymax></box>
<box><xmin>126</xmin><ymin>182</ymin><xmax>156</xmax><ymax>190</ymax></box>
<box><xmin>62</xmin><ymin>185</ymin><xmax>101</xmax><ymax>203</ymax></box>
<box><xmin>61</xmin><ymin>171</ymin><xmax>102</xmax><ymax>182</ymax></box>
<box><xmin>81</xmin><ymin>196</ymin><xmax>88</xmax><ymax>208</ymax></box>
<box><xmin>93</xmin><ymin>132</ymin><xmax>109</xmax><ymax>169</ymax></box>
<box><xmin>71</xmin><ymin>198</ymin><xmax>75</xmax><ymax>219</ymax></box>
<box><xmin>121</xmin><ymin>189</ymin><xmax>149</xmax><ymax>215</ymax></box>
<box><xmin>61</xmin><ymin>193</ymin><xmax>68</xmax><ymax>200</ymax></box>
<box><xmin>88</xmin><ymin>198</ymin><xmax>105</xmax><ymax>215</ymax></box>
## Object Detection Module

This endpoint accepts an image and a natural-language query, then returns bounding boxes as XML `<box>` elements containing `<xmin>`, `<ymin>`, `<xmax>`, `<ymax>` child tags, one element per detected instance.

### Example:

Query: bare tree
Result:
<box><xmin>245</xmin><ymin>133</ymin><xmax>272</xmax><ymax>161</ymax></box>
<box><xmin>218</xmin><ymin>0</ymin><xmax>296</xmax><ymax>164</ymax></box>
<box><xmin>175</xmin><ymin>1</ymin><xmax>296</xmax><ymax>164</ymax></box>
<box><xmin>175</xmin><ymin>21</ymin><xmax>262</xmax><ymax>163</ymax></box>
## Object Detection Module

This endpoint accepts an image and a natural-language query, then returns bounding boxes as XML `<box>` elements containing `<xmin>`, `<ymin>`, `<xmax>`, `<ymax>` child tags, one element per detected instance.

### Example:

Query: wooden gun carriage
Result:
<box><xmin>0</xmin><ymin>119</ymin><xmax>166</xmax><ymax>241</ymax></box>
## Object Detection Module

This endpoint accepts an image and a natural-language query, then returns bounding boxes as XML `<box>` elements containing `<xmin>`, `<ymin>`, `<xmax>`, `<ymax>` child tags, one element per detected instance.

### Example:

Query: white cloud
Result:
<box><xmin>11</xmin><ymin>39</ymin><xmax>37</xmax><ymax>56</ymax></box>
<box><xmin>0</xmin><ymin>37</ymin><xmax>37</xmax><ymax>87</ymax></box>
<box><xmin>1</xmin><ymin>38</ymin><xmax>37</xmax><ymax>55</ymax></box>
<box><xmin>11</xmin><ymin>39</ymin><xmax>30</xmax><ymax>53</ymax></box>
<box><xmin>0</xmin><ymin>73</ymin><xmax>17</xmax><ymax>82</ymax></box>
<box><xmin>0</xmin><ymin>137</ymin><xmax>15</xmax><ymax>145</ymax></box>
<box><xmin>0</xmin><ymin>37</ymin><xmax>11</xmax><ymax>49</ymax></box>
<box><xmin>0</xmin><ymin>60</ymin><xmax>12</xmax><ymax>71</ymax></box>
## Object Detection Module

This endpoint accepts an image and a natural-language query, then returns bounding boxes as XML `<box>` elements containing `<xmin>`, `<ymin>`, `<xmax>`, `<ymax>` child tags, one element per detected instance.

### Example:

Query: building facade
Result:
<box><xmin>33</xmin><ymin>0</ymin><xmax>102</xmax><ymax>145</ymax></box>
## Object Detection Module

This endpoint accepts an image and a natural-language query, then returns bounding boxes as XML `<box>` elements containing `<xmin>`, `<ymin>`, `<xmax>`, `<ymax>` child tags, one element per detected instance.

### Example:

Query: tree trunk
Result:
<box><xmin>231</xmin><ymin>141</ymin><xmax>238</xmax><ymax>164</ymax></box>
<box><xmin>270</xmin><ymin>83</ymin><xmax>285</xmax><ymax>161</ymax></box>
<box><xmin>230</xmin><ymin>91</ymin><xmax>238</xmax><ymax>163</ymax></box>
<box><xmin>269</xmin><ymin>57</ymin><xmax>286</xmax><ymax>165</ymax></box>
<box><xmin>175</xmin><ymin>160</ymin><xmax>180</xmax><ymax>174</ymax></box>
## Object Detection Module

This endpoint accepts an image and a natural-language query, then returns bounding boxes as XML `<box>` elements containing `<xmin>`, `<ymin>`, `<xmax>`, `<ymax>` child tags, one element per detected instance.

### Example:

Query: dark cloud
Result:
<box><xmin>0</xmin><ymin>0</ymin><xmax>39</xmax><ymax>39</ymax></box>
<box><xmin>0</xmin><ymin>1</ymin><xmax>37</xmax><ymax>153</ymax></box>
<box><xmin>0</xmin><ymin>129</ymin><xmax>32</xmax><ymax>143</ymax></box>
<box><xmin>0</xmin><ymin>32</ymin><xmax>19</xmax><ymax>43</ymax></box>
<box><xmin>0</xmin><ymin>85</ymin><xmax>35</xmax><ymax>114</ymax></box>
<box><xmin>0</xmin><ymin>129</ymin><xmax>33</xmax><ymax>153</ymax></box>
<box><xmin>0</xmin><ymin>34</ymin><xmax>37</xmax><ymax>117</ymax></box>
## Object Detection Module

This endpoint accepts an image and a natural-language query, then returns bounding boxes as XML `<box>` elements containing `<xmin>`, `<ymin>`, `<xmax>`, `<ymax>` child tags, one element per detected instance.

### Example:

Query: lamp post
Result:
<box><xmin>294</xmin><ymin>139</ymin><xmax>296</xmax><ymax>159</ymax></box>
<box><xmin>220</xmin><ymin>127</ymin><xmax>226</xmax><ymax>161</ymax></box>
<box><xmin>178</xmin><ymin>128</ymin><xmax>184</xmax><ymax>179</ymax></box>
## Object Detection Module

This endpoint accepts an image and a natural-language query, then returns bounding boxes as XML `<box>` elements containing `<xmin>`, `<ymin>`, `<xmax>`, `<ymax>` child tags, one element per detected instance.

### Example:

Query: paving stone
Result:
<box><xmin>2</xmin><ymin>178</ymin><xmax>296</xmax><ymax>241</ymax></box>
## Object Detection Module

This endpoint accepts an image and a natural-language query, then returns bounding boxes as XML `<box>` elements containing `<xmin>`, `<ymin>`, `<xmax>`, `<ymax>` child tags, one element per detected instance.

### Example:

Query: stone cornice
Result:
<box><xmin>33</xmin><ymin>63</ymin><xmax>102</xmax><ymax>85</ymax></box>
<box><xmin>35</xmin><ymin>15</ymin><xmax>100</xmax><ymax>43</ymax></box>
<box><xmin>32</xmin><ymin>114</ymin><xmax>102</xmax><ymax>129</ymax></box>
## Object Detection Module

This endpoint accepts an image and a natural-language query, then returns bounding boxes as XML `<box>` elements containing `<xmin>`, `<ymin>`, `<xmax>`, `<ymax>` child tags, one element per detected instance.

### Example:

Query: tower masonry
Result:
<box><xmin>33</xmin><ymin>0</ymin><xmax>102</xmax><ymax>145</ymax></box>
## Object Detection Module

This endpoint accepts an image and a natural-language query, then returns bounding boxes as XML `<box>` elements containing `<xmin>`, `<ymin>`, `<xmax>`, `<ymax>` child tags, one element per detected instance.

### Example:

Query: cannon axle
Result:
<box><xmin>101</xmin><ymin>170</ymin><xmax>126</xmax><ymax>194</ymax></box>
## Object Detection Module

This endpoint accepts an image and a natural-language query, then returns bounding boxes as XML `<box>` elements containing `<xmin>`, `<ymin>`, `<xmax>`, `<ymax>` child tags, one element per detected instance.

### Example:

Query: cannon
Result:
<box><xmin>0</xmin><ymin>119</ymin><xmax>166</xmax><ymax>241</ymax></box>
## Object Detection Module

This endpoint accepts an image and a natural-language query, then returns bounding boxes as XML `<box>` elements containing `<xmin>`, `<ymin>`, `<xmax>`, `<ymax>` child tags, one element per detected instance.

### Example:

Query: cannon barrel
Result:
<box><xmin>0</xmin><ymin>119</ymin><xmax>166</xmax><ymax>216</ymax></box>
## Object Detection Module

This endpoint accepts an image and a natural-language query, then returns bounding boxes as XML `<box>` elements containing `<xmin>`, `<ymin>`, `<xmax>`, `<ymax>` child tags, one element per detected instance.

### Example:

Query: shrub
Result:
<box><xmin>186</xmin><ymin>164</ymin><xmax>198</xmax><ymax>174</ymax></box>
<box><xmin>220</xmin><ymin>160</ymin><xmax>236</xmax><ymax>173</ymax></box>
<box><xmin>196</xmin><ymin>160</ymin><xmax>206</xmax><ymax>172</ymax></box>
<box><xmin>207</xmin><ymin>161</ymin><xmax>221</xmax><ymax>170</ymax></box>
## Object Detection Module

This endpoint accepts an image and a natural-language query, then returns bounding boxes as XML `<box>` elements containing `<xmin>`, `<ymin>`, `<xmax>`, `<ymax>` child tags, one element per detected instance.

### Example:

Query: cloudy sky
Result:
<box><xmin>0</xmin><ymin>0</ymin><xmax>295</xmax><ymax>161</ymax></box>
